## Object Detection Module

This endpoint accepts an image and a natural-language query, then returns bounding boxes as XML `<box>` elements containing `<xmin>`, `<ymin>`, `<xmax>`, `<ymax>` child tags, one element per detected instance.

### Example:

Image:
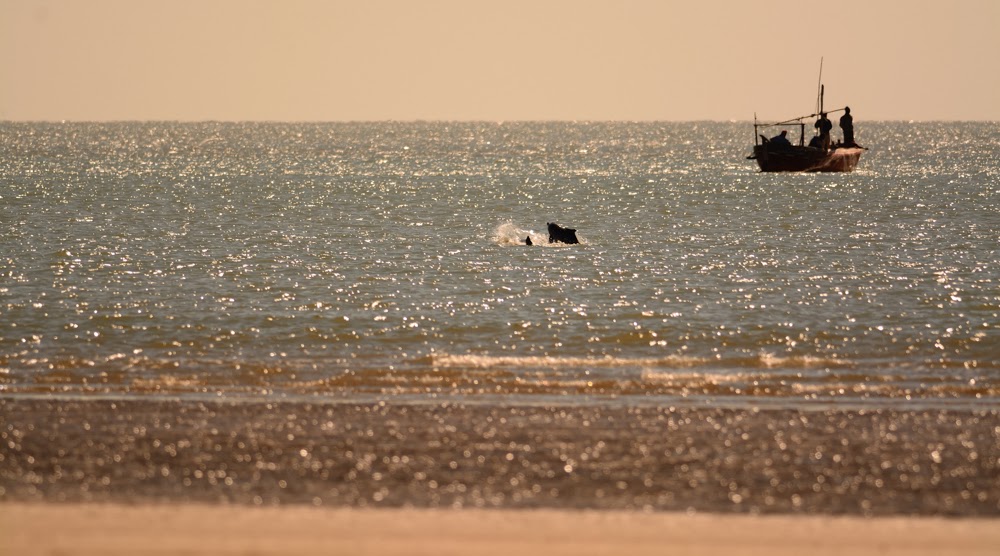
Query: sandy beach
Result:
<box><xmin>3</xmin><ymin>502</ymin><xmax>999</xmax><ymax>556</ymax></box>
<box><xmin>3</xmin><ymin>397</ymin><xmax>998</xmax><ymax>554</ymax></box>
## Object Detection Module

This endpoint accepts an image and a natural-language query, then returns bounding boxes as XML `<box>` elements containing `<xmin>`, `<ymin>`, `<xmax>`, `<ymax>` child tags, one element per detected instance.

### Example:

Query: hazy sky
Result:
<box><xmin>2</xmin><ymin>0</ymin><xmax>998</xmax><ymax>121</ymax></box>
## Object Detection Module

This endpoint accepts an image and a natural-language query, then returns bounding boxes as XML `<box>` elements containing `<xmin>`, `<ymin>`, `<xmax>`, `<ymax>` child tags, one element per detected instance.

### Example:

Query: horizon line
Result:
<box><xmin>3</xmin><ymin>118</ymin><xmax>997</xmax><ymax>124</ymax></box>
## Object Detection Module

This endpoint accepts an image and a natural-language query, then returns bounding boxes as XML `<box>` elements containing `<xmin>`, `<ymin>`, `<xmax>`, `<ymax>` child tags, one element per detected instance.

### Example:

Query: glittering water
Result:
<box><xmin>1</xmin><ymin>122</ymin><xmax>998</xmax><ymax>408</ymax></box>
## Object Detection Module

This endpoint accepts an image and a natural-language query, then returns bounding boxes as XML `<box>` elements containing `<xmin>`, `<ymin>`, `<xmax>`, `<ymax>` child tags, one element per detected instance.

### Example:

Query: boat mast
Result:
<box><xmin>815</xmin><ymin>57</ymin><xmax>824</xmax><ymax>115</ymax></box>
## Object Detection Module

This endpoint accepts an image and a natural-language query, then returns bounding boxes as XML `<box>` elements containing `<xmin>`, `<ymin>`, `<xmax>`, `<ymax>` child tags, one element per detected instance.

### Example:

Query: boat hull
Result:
<box><xmin>752</xmin><ymin>145</ymin><xmax>863</xmax><ymax>172</ymax></box>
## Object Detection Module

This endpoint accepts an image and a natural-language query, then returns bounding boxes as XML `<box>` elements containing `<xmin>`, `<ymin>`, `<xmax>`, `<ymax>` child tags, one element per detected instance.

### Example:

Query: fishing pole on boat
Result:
<box><xmin>758</xmin><ymin>107</ymin><xmax>850</xmax><ymax>129</ymax></box>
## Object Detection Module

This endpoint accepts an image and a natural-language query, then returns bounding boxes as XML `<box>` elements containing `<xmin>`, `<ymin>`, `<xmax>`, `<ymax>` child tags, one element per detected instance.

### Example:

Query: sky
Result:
<box><xmin>2</xmin><ymin>0</ymin><xmax>998</xmax><ymax>121</ymax></box>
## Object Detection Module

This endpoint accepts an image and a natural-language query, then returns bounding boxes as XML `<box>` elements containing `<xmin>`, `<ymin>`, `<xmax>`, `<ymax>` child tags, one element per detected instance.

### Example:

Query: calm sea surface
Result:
<box><xmin>2</xmin><ymin>122</ymin><xmax>998</xmax><ymax>409</ymax></box>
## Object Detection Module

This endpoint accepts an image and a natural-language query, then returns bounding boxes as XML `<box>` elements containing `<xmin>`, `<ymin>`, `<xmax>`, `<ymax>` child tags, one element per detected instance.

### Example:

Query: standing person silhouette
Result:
<box><xmin>814</xmin><ymin>112</ymin><xmax>833</xmax><ymax>150</ymax></box>
<box><xmin>840</xmin><ymin>106</ymin><xmax>855</xmax><ymax>147</ymax></box>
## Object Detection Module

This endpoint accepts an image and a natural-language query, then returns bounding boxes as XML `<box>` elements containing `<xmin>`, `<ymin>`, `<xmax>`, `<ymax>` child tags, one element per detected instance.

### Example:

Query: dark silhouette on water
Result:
<box><xmin>525</xmin><ymin>235</ymin><xmax>532</xmax><ymax>246</ymax></box>
<box><xmin>748</xmin><ymin>67</ymin><xmax>865</xmax><ymax>173</ymax></box>
<box><xmin>547</xmin><ymin>223</ymin><xmax>579</xmax><ymax>244</ymax></box>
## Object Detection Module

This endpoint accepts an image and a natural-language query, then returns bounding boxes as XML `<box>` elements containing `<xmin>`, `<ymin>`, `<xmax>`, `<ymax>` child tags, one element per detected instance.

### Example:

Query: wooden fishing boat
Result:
<box><xmin>750</xmin><ymin>133</ymin><xmax>863</xmax><ymax>172</ymax></box>
<box><xmin>748</xmin><ymin>63</ymin><xmax>865</xmax><ymax>173</ymax></box>
<box><xmin>748</xmin><ymin>110</ymin><xmax>864</xmax><ymax>172</ymax></box>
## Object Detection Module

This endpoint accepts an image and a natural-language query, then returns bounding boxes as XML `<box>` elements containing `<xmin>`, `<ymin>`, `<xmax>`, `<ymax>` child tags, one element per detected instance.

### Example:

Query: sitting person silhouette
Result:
<box><xmin>769</xmin><ymin>130</ymin><xmax>792</xmax><ymax>148</ymax></box>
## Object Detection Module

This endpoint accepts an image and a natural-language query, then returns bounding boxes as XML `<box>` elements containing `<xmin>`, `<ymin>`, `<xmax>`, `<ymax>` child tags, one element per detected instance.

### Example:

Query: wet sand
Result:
<box><xmin>2</xmin><ymin>398</ymin><xmax>997</xmax><ymax>514</ymax></box>
<box><xmin>3</xmin><ymin>502</ymin><xmax>999</xmax><ymax>556</ymax></box>
<box><xmin>2</xmin><ymin>397</ymin><xmax>998</xmax><ymax>554</ymax></box>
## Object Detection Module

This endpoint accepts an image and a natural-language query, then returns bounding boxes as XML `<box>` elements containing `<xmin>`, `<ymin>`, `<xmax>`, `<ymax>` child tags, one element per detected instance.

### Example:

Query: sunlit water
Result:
<box><xmin>2</xmin><ymin>122</ymin><xmax>998</xmax><ymax>409</ymax></box>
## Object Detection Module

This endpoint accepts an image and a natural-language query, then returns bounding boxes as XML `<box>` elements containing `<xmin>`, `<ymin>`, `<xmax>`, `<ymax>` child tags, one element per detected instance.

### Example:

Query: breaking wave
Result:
<box><xmin>427</xmin><ymin>352</ymin><xmax>708</xmax><ymax>369</ymax></box>
<box><xmin>2</xmin><ymin>349</ymin><xmax>997</xmax><ymax>407</ymax></box>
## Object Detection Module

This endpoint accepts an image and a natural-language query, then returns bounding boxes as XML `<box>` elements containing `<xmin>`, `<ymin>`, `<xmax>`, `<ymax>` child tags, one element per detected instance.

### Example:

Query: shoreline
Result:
<box><xmin>3</xmin><ymin>502</ymin><xmax>999</xmax><ymax>556</ymax></box>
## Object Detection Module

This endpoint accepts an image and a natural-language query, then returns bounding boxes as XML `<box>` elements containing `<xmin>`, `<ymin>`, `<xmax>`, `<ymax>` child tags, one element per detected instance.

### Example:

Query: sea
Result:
<box><xmin>2</xmin><ymin>121</ymin><xmax>998</xmax><ymax>412</ymax></box>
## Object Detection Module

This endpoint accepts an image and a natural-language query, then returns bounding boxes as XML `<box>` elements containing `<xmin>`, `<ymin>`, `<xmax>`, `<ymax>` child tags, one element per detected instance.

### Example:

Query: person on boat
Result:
<box><xmin>814</xmin><ymin>113</ymin><xmax>833</xmax><ymax>150</ymax></box>
<box><xmin>769</xmin><ymin>130</ymin><xmax>792</xmax><ymax>148</ymax></box>
<box><xmin>840</xmin><ymin>106</ymin><xmax>855</xmax><ymax>147</ymax></box>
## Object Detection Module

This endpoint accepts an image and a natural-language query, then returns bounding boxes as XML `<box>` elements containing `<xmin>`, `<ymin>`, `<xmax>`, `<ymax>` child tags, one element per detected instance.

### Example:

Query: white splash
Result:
<box><xmin>491</xmin><ymin>222</ymin><xmax>541</xmax><ymax>246</ymax></box>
